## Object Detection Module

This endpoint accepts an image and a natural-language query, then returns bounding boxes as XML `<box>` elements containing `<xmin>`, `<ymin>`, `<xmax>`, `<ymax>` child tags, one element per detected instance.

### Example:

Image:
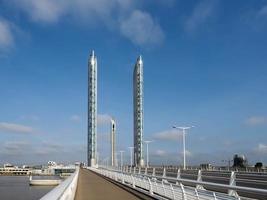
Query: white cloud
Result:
<box><xmin>153</xmin><ymin>129</ymin><xmax>183</xmax><ymax>141</ymax></box>
<box><xmin>180</xmin><ymin>150</ymin><xmax>192</xmax><ymax>157</ymax></box>
<box><xmin>70</xmin><ymin>114</ymin><xmax>81</xmax><ymax>122</ymax></box>
<box><xmin>120</xmin><ymin>10</ymin><xmax>164</xmax><ymax>46</ymax></box>
<box><xmin>254</xmin><ymin>143</ymin><xmax>267</xmax><ymax>154</ymax></box>
<box><xmin>246</xmin><ymin>116</ymin><xmax>267</xmax><ymax>126</ymax></box>
<box><xmin>0</xmin><ymin>140</ymin><xmax>85</xmax><ymax>164</ymax></box>
<box><xmin>97</xmin><ymin>114</ymin><xmax>111</xmax><ymax>125</ymax></box>
<box><xmin>35</xmin><ymin>141</ymin><xmax>64</xmax><ymax>155</ymax></box>
<box><xmin>0</xmin><ymin>122</ymin><xmax>34</xmax><ymax>134</ymax></box>
<box><xmin>3</xmin><ymin>141</ymin><xmax>32</xmax><ymax>155</ymax></box>
<box><xmin>15</xmin><ymin>0</ymin><xmax>65</xmax><ymax>23</ymax></box>
<box><xmin>4</xmin><ymin>141</ymin><xmax>30</xmax><ymax>150</ymax></box>
<box><xmin>3</xmin><ymin>0</ymin><xmax>163</xmax><ymax>46</ymax></box>
<box><xmin>0</xmin><ymin>18</ymin><xmax>14</xmax><ymax>50</ymax></box>
<box><xmin>258</xmin><ymin>5</ymin><xmax>267</xmax><ymax>16</ymax></box>
<box><xmin>42</xmin><ymin>141</ymin><xmax>63</xmax><ymax>149</ymax></box>
<box><xmin>184</xmin><ymin>0</ymin><xmax>217</xmax><ymax>33</ymax></box>
<box><xmin>7</xmin><ymin>0</ymin><xmax>134</xmax><ymax>24</ymax></box>
<box><xmin>154</xmin><ymin>149</ymin><xmax>167</xmax><ymax>157</ymax></box>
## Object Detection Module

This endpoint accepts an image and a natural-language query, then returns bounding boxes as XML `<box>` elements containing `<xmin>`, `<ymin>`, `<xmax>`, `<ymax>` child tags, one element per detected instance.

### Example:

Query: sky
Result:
<box><xmin>0</xmin><ymin>0</ymin><xmax>267</xmax><ymax>166</ymax></box>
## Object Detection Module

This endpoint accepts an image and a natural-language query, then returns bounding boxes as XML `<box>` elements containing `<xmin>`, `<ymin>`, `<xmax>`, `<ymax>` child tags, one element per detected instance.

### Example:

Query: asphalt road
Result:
<box><xmin>75</xmin><ymin>169</ymin><xmax>155</xmax><ymax>200</ymax></box>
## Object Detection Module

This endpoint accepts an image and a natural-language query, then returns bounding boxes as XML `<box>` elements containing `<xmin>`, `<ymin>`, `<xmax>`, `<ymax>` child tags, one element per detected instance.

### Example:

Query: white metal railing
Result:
<box><xmin>40</xmin><ymin>167</ymin><xmax>79</xmax><ymax>200</ymax></box>
<box><xmin>90</xmin><ymin>167</ymin><xmax>242</xmax><ymax>200</ymax></box>
<box><xmin>123</xmin><ymin>166</ymin><xmax>267</xmax><ymax>197</ymax></box>
<box><xmin>138</xmin><ymin>167</ymin><xmax>267</xmax><ymax>197</ymax></box>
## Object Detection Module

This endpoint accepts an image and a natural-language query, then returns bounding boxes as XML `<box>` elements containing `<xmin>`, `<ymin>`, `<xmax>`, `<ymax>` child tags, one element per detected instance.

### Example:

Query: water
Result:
<box><xmin>0</xmin><ymin>176</ymin><xmax>55</xmax><ymax>200</ymax></box>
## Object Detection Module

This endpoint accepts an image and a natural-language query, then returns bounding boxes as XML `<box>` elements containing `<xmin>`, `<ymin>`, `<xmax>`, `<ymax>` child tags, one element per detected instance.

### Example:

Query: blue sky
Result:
<box><xmin>0</xmin><ymin>0</ymin><xmax>267</xmax><ymax>166</ymax></box>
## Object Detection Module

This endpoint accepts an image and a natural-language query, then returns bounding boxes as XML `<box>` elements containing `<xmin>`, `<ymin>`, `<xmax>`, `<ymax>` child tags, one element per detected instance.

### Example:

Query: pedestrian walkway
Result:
<box><xmin>75</xmin><ymin>168</ymin><xmax>149</xmax><ymax>200</ymax></box>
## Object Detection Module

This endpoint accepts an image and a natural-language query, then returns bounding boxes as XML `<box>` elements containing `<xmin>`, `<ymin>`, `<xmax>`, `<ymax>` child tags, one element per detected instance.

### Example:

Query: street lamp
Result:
<box><xmin>128</xmin><ymin>147</ymin><xmax>134</xmax><ymax>166</ymax></box>
<box><xmin>144</xmin><ymin>140</ymin><xmax>153</xmax><ymax>167</ymax></box>
<box><xmin>172</xmin><ymin>125</ymin><xmax>194</xmax><ymax>170</ymax></box>
<box><xmin>119</xmin><ymin>150</ymin><xmax>125</xmax><ymax>169</ymax></box>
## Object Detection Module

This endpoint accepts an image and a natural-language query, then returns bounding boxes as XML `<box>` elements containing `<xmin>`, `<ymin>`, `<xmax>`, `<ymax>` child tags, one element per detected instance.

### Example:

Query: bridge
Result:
<box><xmin>40</xmin><ymin>165</ymin><xmax>267</xmax><ymax>200</ymax></box>
<box><xmin>57</xmin><ymin>51</ymin><xmax>267</xmax><ymax>200</ymax></box>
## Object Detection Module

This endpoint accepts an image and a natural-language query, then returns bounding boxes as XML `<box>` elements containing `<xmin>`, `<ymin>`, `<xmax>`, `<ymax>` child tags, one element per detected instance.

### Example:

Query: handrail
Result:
<box><xmin>102</xmin><ymin>167</ymin><xmax>267</xmax><ymax>195</ymax></box>
<box><xmin>150</xmin><ymin>173</ymin><xmax>267</xmax><ymax>194</ymax></box>
<box><xmin>91</xmin><ymin>167</ymin><xmax>239</xmax><ymax>200</ymax></box>
<box><xmin>154</xmin><ymin>167</ymin><xmax>267</xmax><ymax>173</ymax></box>
<box><xmin>129</xmin><ymin>167</ymin><xmax>267</xmax><ymax>186</ymax></box>
<box><xmin>136</xmin><ymin>167</ymin><xmax>267</xmax><ymax>174</ymax></box>
<box><xmin>40</xmin><ymin>167</ymin><xmax>79</xmax><ymax>200</ymax></box>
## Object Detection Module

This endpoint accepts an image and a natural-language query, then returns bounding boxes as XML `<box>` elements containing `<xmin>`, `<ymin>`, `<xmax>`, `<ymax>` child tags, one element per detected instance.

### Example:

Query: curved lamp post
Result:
<box><xmin>172</xmin><ymin>126</ymin><xmax>194</xmax><ymax>170</ymax></box>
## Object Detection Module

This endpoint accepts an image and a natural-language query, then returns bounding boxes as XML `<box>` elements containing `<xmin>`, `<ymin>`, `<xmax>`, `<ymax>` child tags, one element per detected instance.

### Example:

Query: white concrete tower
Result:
<box><xmin>110</xmin><ymin>118</ymin><xmax>116</xmax><ymax>167</ymax></box>
<box><xmin>88</xmin><ymin>50</ymin><xmax>97</xmax><ymax>167</ymax></box>
<box><xmin>133</xmin><ymin>55</ymin><xmax>145</xmax><ymax>167</ymax></box>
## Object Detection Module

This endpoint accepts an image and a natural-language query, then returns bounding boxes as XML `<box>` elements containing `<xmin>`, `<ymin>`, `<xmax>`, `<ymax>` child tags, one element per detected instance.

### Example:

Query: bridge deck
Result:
<box><xmin>75</xmin><ymin>169</ymin><xmax>147</xmax><ymax>200</ymax></box>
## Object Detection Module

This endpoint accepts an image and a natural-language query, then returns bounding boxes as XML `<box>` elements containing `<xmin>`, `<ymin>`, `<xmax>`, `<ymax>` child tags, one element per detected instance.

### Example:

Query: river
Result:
<box><xmin>0</xmin><ymin>176</ymin><xmax>55</xmax><ymax>200</ymax></box>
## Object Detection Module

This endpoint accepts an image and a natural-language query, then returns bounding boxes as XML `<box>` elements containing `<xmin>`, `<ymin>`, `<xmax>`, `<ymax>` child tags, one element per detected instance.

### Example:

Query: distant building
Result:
<box><xmin>133</xmin><ymin>56</ymin><xmax>144</xmax><ymax>167</ymax></box>
<box><xmin>42</xmin><ymin>161</ymin><xmax>76</xmax><ymax>175</ymax></box>
<box><xmin>0</xmin><ymin>164</ymin><xmax>29</xmax><ymax>175</ymax></box>
<box><xmin>4</xmin><ymin>163</ymin><xmax>14</xmax><ymax>168</ymax></box>
<box><xmin>200</xmin><ymin>163</ymin><xmax>213</xmax><ymax>170</ymax></box>
<box><xmin>255</xmin><ymin>162</ymin><xmax>263</xmax><ymax>169</ymax></box>
<box><xmin>233</xmin><ymin>154</ymin><xmax>248</xmax><ymax>168</ymax></box>
<box><xmin>88</xmin><ymin>50</ymin><xmax>98</xmax><ymax>167</ymax></box>
<box><xmin>48</xmin><ymin>161</ymin><xmax>57</xmax><ymax>167</ymax></box>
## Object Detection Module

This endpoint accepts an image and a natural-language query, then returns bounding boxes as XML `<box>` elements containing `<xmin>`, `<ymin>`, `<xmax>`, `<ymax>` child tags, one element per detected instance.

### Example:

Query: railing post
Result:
<box><xmin>115</xmin><ymin>172</ymin><xmax>118</xmax><ymax>181</ymax></box>
<box><xmin>163</xmin><ymin>167</ymin><xmax>166</xmax><ymax>178</ymax></box>
<box><xmin>133</xmin><ymin>167</ymin><xmax>136</xmax><ymax>174</ymax></box>
<box><xmin>162</xmin><ymin>180</ymin><xmax>166</xmax><ymax>196</ymax></box>
<box><xmin>152</xmin><ymin>168</ymin><xmax>155</xmax><ymax>176</ymax></box>
<box><xmin>180</xmin><ymin>183</ymin><xmax>187</xmax><ymax>200</ymax></box>
<box><xmin>161</xmin><ymin>167</ymin><xmax>169</xmax><ymax>183</ymax></box>
<box><xmin>176</xmin><ymin>168</ymin><xmax>181</xmax><ymax>185</ymax></box>
<box><xmin>196</xmin><ymin>170</ymin><xmax>205</xmax><ymax>190</ymax></box>
<box><xmin>131</xmin><ymin>175</ymin><xmax>136</xmax><ymax>188</ymax></box>
<box><xmin>177</xmin><ymin>168</ymin><xmax>181</xmax><ymax>179</ymax></box>
<box><xmin>197</xmin><ymin>170</ymin><xmax>202</xmax><ymax>182</ymax></box>
<box><xmin>138</xmin><ymin>167</ymin><xmax>141</xmax><ymax>174</ymax></box>
<box><xmin>171</xmin><ymin>184</ymin><xmax>175</xmax><ymax>199</ymax></box>
<box><xmin>195</xmin><ymin>188</ymin><xmax>199</xmax><ymax>200</ymax></box>
<box><xmin>122</xmin><ymin>174</ymin><xmax>125</xmax><ymax>184</ymax></box>
<box><xmin>213</xmin><ymin>192</ymin><xmax>217</xmax><ymax>200</ymax></box>
<box><xmin>148</xmin><ymin>178</ymin><xmax>154</xmax><ymax>195</ymax></box>
<box><xmin>228</xmin><ymin>171</ymin><xmax>239</xmax><ymax>198</ymax></box>
<box><xmin>145</xmin><ymin>167</ymin><xmax>147</xmax><ymax>175</ymax></box>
